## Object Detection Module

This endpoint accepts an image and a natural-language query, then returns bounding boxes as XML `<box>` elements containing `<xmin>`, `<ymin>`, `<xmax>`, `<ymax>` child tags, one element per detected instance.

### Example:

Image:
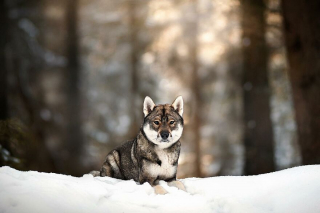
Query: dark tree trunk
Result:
<box><xmin>192</xmin><ymin>61</ymin><xmax>202</xmax><ymax>178</ymax></box>
<box><xmin>190</xmin><ymin>0</ymin><xmax>202</xmax><ymax>178</ymax></box>
<box><xmin>241</xmin><ymin>0</ymin><xmax>275</xmax><ymax>175</ymax></box>
<box><xmin>281</xmin><ymin>0</ymin><xmax>320</xmax><ymax>164</ymax></box>
<box><xmin>0</xmin><ymin>0</ymin><xmax>9</xmax><ymax>167</ymax></box>
<box><xmin>0</xmin><ymin>0</ymin><xmax>8</xmax><ymax>120</ymax></box>
<box><xmin>128</xmin><ymin>0</ymin><xmax>140</xmax><ymax>138</ymax></box>
<box><xmin>65</xmin><ymin>0</ymin><xmax>84</xmax><ymax>176</ymax></box>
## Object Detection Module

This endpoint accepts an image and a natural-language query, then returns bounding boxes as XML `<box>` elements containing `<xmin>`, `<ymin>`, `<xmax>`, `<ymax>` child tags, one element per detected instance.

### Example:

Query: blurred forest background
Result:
<box><xmin>1</xmin><ymin>0</ymin><xmax>319</xmax><ymax>178</ymax></box>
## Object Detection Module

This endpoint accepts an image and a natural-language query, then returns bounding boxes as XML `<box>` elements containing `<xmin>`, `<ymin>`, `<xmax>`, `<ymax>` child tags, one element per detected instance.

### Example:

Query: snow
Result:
<box><xmin>1</xmin><ymin>165</ymin><xmax>320</xmax><ymax>213</ymax></box>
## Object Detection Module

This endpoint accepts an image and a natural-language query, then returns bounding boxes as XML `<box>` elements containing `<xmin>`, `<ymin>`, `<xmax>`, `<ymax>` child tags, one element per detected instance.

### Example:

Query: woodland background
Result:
<box><xmin>0</xmin><ymin>0</ymin><xmax>319</xmax><ymax>178</ymax></box>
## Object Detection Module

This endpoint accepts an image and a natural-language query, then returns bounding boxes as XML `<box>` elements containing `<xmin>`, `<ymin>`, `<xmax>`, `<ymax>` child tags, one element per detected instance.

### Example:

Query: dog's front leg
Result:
<box><xmin>153</xmin><ymin>185</ymin><xmax>168</xmax><ymax>195</ymax></box>
<box><xmin>168</xmin><ymin>180</ymin><xmax>186</xmax><ymax>192</ymax></box>
<box><xmin>145</xmin><ymin>179</ymin><xmax>168</xmax><ymax>195</ymax></box>
<box><xmin>139</xmin><ymin>173</ymin><xmax>168</xmax><ymax>195</ymax></box>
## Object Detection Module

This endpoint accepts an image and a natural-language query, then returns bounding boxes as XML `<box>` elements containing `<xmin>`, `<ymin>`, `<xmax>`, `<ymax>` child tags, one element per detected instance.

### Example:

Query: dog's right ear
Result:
<box><xmin>143</xmin><ymin>96</ymin><xmax>155</xmax><ymax>117</ymax></box>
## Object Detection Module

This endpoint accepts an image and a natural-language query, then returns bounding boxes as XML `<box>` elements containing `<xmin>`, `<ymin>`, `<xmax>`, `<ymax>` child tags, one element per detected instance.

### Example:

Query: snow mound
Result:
<box><xmin>1</xmin><ymin>165</ymin><xmax>320</xmax><ymax>213</ymax></box>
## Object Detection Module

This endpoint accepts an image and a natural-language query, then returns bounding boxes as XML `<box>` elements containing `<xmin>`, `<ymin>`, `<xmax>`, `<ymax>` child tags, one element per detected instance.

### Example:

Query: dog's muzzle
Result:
<box><xmin>160</xmin><ymin>131</ymin><xmax>169</xmax><ymax>141</ymax></box>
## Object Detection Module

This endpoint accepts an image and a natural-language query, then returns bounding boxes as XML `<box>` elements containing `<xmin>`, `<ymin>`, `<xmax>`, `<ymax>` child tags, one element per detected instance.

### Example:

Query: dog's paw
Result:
<box><xmin>89</xmin><ymin>170</ymin><xmax>100</xmax><ymax>177</ymax></box>
<box><xmin>153</xmin><ymin>185</ymin><xmax>168</xmax><ymax>195</ymax></box>
<box><xmin>168</xmin><ymin>180</ymin><xmax>186</xmax><ymax>192</ymax></box>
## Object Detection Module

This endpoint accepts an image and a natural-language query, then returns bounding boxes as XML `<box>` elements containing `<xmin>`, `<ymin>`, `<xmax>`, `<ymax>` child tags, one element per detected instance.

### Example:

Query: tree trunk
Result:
<box><xmin>281</xmin><ymin>0</ymin><xmax>320</xmax><ymax>164</ymax></box>
<box><xmin>65</xmin><ymin>0</ymin><xmax>84</xmax><ymax>176</ymax></box>
<box><xmin>241</xmin><ymin>0</ymin><xmax>275</xmax><ymax>175</ymax></box>
<box><xmin>0</xmin><ymin>0</ymin><xmax>9</xmax><ymax>167</ymax></box>
<box><xmin>128</xmin><ymin>0</ymin><xmax>140</xmax><ymax>138</ymax></box>
<box><xmin>189</xmin><ymin>0</ymin><xmax>202</xmax><ymax>178</ymax></box>
<box><xmin>0</xmin><ymin>0</ymin><xmax>8</xmax><ymax>120</ymax></box>
<box><xmin>192</xmin><ymin>63</ymin><xmax>202</xmax><ymax>178</ymax></box>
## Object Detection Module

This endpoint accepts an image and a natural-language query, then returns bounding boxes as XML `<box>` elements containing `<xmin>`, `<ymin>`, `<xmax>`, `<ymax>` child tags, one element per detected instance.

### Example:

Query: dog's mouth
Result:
<box><xmin>157</xmin><ymin>134</ymin><xmax>170</xmax><ymax>143</ymax></box>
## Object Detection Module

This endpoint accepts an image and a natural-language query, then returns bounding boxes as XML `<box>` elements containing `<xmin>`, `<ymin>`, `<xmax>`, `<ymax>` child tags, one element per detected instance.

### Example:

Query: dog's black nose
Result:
<box><xmin>160</xmin><ymin>131</ymin><xmax>169</xmax><ymax>139</ymax></box>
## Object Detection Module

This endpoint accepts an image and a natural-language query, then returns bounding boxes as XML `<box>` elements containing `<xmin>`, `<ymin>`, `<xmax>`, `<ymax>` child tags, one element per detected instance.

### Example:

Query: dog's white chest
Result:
<box><xmin>148</xmin><ymin>149</ymin><xmax>176</xmax><ymax>178</ymax></box>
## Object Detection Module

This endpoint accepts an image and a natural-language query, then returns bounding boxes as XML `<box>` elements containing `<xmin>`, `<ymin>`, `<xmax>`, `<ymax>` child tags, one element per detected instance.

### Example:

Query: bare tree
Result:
<box><xmin>281</xmin><ymin>0</ymin><xmax>320</xmax><ymax>164</ymax></box>
<box><xmin>0</xmin><ymin>0</ymin><xmax>8</xmax><ymax>121</ymax></box>
<box><xmin>241</xmin><ymin>0</ymin><xmax>275</xmax><ymax>175</ymax></box>
<box><xmin>189</xmin><ymin>0</ymin><xmax>202</xmax><ymax>178</ymax></box>
<box><xmin>128</xmin><ymin>0</ymin><xmax>140</xmax><ymax>138</ymax></box>
<box><xmin>65</xmin><ymin>0</ymin><xmax>85</xmax><ymax>176</ymax></box>
<box><xmin>0</xmin><ymin>0</ymin><xmax>9</xmax><ymax>167</ymax></box>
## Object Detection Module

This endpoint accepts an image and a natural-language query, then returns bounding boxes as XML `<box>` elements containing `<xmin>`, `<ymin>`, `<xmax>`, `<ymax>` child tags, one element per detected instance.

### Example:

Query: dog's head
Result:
<box><xmin>142</xmin><ymin>96</ymin><xmax>184</xmax><ymax>148</ymax></box>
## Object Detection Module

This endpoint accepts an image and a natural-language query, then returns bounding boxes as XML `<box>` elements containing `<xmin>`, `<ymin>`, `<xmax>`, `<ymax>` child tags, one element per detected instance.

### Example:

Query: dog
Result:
<box><xmin>91</xmin><ymin>96</ymin><xmax>185</xmax><ymax>194</ymax></box>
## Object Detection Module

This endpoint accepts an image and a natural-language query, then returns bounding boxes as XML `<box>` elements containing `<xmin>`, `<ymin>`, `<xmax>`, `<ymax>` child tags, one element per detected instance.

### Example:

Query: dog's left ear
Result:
<box><xmin>143</xmin><ymin>96</ymin><xmax>155</xmax><ymax>117</ymax></box>
<box><xmin>172</xmin><ymin>96</ymin><xmax>183</xmax><ymax>117</ymax></box>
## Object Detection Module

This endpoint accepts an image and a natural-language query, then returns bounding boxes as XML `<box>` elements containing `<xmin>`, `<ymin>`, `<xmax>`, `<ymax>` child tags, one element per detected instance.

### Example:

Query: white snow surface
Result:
<box><xmin>1</xmin><ymin>165</ymin><xmax>320</xmax><ymax>213</ymax></box>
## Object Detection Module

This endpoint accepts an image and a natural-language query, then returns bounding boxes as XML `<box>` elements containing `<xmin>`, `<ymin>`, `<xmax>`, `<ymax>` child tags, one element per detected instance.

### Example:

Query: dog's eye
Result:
<box><xmin>169</xmin><ymin>120</ymin><xmax>175</xmax><ymax>125</ymax></box>
<box><xmin>154</xmin><ymin>121</ymin><xmax>160</xmax><ymax>125</ymax></box>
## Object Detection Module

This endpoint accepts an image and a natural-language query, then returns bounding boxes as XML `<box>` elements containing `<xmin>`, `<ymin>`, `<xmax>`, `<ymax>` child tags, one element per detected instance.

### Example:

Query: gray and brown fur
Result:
<box><xmin>91</xmin><ymin>96</ymin><xmax>184</xmax><ymax>193</ymax></box>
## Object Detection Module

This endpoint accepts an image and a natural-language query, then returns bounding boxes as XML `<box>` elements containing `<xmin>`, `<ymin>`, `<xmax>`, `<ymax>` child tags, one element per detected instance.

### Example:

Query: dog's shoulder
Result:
<box><xmin>116</xmin><ymin>139</ymin><xmax>135</xmax><ymax>150</ymax></box>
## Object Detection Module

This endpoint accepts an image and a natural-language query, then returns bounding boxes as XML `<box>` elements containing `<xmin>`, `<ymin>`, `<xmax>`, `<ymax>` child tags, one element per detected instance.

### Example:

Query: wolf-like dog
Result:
<box><xmin>91</xmin><ymin>96</ymin><xmax>185</xmax><ymax>194</ymax></box>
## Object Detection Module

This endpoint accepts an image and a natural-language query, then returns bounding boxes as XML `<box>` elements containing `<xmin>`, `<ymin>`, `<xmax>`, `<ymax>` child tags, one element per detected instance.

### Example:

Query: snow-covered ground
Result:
<box><xmin>0</xmin><ymin>165</ymin><xmax>320</xmax><ymax>213</ymax></box>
